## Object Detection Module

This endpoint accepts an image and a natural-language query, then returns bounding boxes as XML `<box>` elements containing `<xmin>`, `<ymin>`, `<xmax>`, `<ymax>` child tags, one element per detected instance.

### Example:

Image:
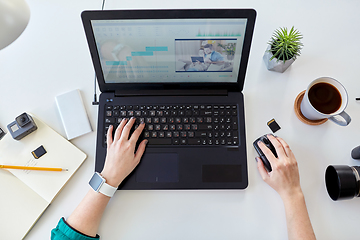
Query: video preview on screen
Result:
<box><xmin>91</xmin><ymin>18</ymin><xmax>247</xmax><ymax>83</ymax></box>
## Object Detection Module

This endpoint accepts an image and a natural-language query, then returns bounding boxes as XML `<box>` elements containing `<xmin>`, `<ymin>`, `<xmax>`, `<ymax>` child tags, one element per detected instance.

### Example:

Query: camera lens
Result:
<box><xmin>16</xmin><ymin>113</ymin><xmax>30</xmax><ymax>127</ymax></box>
<box><xmin>325</xmin><ymin>165</ymin><xmax>360</xmax><ymax>201</ymax></box>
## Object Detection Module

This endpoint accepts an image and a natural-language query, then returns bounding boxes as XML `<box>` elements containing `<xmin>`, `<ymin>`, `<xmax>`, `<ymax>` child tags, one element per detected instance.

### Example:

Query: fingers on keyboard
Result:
<box><xmin>104</xmin><ymin>104</ymin><xmax>239</xmax><ymax>147</ymax></box>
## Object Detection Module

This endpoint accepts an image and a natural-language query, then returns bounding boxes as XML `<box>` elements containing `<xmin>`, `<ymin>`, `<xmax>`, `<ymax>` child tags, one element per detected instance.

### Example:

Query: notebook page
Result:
<box><xmin>0</xmin><ymin>169</ymin><xmax>49</xmax><ymax>240</ymax></box>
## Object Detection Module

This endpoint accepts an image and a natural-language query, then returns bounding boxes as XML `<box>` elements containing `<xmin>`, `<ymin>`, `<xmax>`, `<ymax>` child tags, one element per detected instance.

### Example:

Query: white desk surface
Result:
<box><xmin>1</xmin><ymin>0</ymin><xmax>360</xmax><ymax>239</ymax></box>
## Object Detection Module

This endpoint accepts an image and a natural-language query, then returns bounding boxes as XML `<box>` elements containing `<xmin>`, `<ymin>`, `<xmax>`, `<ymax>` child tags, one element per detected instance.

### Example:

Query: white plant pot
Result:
<box><xmin>263</xmin><ymin>45</ymin><xmax>295</xmax><ymax>73</ymax></box>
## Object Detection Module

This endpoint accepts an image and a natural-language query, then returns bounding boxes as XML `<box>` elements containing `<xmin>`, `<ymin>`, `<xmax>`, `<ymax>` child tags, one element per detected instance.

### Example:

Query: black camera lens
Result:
<box><xmin>325</xmin><ymin>165</ymin><xmax>360</xmax><ymax>201</ymax></box>
<box><xmin>16</xmin><ymin>113</ymin><xmax>30</xmax><ymax>127</ymax></box>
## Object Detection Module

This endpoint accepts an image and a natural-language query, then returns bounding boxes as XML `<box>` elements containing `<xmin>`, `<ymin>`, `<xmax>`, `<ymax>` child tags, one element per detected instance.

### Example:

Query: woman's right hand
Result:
<box><xmin>256</xmin><ymin>135</ymin><xmax>302</xmax><ymax>200</ymax></box>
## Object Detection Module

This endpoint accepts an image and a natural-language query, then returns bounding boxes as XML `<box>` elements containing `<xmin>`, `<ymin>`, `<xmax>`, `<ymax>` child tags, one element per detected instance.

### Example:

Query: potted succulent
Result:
<box><xmin>263</xmin><ymin>26</ymin><xmax>303</xmax><ymax>73</ymax></box>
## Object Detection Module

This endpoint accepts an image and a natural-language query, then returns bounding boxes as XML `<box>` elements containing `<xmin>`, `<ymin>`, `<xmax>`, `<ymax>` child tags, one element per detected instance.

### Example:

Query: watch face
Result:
<box><xmin>89</xmin><ymin>173</ymin><xmax>104</xmax><ymax>191</ymax></box>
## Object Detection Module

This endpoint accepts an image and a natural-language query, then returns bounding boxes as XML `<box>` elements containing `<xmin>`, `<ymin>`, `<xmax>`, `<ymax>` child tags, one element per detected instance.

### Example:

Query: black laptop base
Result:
<box><xmin>95</xmin><ymin>92</ymin><xmax>248</xmax><ymax>190</ymax></box>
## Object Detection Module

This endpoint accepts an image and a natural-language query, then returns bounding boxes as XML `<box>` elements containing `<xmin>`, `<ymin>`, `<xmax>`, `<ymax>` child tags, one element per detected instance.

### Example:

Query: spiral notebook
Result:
<box><xmin>0</xmin><ymin>114</ymin><xmax>87</xmax><ymax>239</ymax></box>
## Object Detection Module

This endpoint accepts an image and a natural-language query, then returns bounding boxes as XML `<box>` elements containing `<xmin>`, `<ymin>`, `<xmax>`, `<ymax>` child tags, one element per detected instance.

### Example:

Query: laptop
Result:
<box><xmin>191</xmin><ymin>56</ymin><xmax>204</xmax><ymax>63</ymax></box>
<box><xmin>81</xmin><ymin>9</ymin><xmax>256</xmax><ymax>190</ymax></box>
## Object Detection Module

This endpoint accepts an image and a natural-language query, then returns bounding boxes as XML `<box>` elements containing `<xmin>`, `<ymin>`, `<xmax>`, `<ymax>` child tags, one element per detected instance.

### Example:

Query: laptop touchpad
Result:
<box><xmin>136</xmin><ymin>153</ymin><xmax>179</xmax><ymax>183</ymax></box>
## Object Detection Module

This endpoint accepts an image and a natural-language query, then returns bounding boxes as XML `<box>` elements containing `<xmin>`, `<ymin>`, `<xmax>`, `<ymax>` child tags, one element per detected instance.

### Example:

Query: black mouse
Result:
<box><xmin>253</xmin><ymin>134</ymin><xmax>278</xmax><ymax>172</ymax></box>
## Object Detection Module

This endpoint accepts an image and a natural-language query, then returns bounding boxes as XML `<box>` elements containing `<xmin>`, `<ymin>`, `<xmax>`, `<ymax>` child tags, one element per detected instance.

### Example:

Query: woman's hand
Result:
<box><xmin>101</xmin><ymin>118</ymin><xmax>147</xmax><ymax>187</ymax></box>
<box><xmin>256</xmin><ymin>135</ymin><xmax>302</xmax><ymax>200</ymax></box>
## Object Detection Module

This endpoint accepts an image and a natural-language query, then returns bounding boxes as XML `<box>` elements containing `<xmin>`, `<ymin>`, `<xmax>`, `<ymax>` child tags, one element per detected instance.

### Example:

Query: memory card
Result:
<box><xmin>267</xmin><ymin>119</ymin><xmax>281</xmax><ymax>133</ymax></box>
<box><xmin>32</xmin><ymin>145</ymin><xmax>47</xmax><ymax>159</ymax></box>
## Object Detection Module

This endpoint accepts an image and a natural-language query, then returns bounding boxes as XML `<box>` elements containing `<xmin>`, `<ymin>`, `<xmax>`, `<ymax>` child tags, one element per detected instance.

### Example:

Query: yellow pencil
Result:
<box><xmin>0</xmin><ymin>165</ymin><xmax>68</xmax><ymax>171</ymax></box>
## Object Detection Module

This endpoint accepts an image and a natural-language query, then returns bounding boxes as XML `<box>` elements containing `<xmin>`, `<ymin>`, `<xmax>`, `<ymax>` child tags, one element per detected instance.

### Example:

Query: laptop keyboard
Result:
<box><xmin>103</xmin><ymin>104</ymin><xmax>239</xmax><ymax>147</ymax></box>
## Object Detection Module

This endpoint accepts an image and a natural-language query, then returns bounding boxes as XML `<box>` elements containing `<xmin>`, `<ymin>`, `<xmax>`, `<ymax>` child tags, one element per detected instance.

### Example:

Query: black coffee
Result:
<box><xmin>308</xmin><ymin>82</ymin><xmax>342</xmax><ymax>114</ymax></box>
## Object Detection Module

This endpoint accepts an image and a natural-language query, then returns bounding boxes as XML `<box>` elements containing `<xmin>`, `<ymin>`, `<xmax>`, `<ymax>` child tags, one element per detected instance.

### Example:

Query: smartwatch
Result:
<box><xmin>89</xmin><ymin>172</ymin><xmax>117</xmax><ymax>198</ymax></box>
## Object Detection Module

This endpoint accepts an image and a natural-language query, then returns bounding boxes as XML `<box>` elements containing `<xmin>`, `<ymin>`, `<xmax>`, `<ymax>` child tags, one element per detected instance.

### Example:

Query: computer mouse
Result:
<box><xmin>253</xmin><ymin>134</ymin><xmax>278</xmax><ymax>172</ymax></box>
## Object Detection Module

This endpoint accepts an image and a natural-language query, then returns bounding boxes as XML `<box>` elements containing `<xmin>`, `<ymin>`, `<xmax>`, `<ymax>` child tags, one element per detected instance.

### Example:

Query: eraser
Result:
<box><xmin>55</xmin><ymin>89</ymin><xmax>92</xmax><ymax>140</ymax></box>
<box><xmin>32</xmin><ymin>145</ymin><xmax>47</xmax><ymax>159</ymax></box>
<box><xmin>267</xmin><ymin>118</ymin><xmax>281</xmax><ymax>133</ymax></box>
<box><xmin>0</xmin><ymin>127</ymin><xmax>5</xmax><ymax>140</ymax></box>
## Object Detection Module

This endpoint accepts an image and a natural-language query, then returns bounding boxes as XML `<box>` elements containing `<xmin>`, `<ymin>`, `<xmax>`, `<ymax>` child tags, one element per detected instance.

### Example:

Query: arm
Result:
<box><xmin>256</xmin><ymin>135</ymin><xmax>316</xmax><ymax>240</ymax></box>
<box><xmin>210</xmin><ymin>52</ymin><xmax>225</xmax><ymax>64</ymax></box>
<box><xmin>66</xmin><ymin>118</ymin><xmax>147</xmax><ymax>237</ymax></box>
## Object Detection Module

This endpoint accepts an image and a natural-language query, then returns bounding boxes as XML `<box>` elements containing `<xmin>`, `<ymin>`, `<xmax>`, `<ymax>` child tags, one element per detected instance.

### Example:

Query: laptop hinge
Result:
<box><xmin>115</xmin><ymin>89</ymin><xmax>228</xmax><ymax>97</ymax></box>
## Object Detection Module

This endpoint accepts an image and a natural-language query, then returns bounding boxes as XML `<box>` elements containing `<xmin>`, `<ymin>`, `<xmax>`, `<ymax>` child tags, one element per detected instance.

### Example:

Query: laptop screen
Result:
<box><xmin>90</xmin><ymin>18</ymin><xmax>247</xmax><ymax>84</ymax></box>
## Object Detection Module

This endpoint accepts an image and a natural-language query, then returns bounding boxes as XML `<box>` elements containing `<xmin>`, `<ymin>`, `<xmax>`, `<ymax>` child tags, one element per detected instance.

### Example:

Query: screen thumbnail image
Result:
<box><xmin>175</xmin><ymin>39</ymin><xmax>237</xmax><ymax>72</ymax></box>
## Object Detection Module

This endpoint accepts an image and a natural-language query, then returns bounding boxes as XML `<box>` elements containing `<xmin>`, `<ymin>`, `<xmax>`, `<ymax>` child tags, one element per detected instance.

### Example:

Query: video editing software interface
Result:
<box><xmin>91</xmin><ymin>18</ymin><xmax>247</xmax><ymax>83</ymax></box>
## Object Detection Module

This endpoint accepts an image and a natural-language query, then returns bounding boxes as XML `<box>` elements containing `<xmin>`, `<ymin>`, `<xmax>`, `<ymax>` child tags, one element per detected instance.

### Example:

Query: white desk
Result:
<box><xmin>1</xmin><ymin>0</ymin><xmax>360</xmax><ymax>239</ymax></box>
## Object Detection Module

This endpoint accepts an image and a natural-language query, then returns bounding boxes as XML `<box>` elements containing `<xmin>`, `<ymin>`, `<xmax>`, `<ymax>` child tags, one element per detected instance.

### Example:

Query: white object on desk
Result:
<box><xmin>0</xmin><ymin>114</ymin><xmax>87</xmax><ymax>239</ymax></box>
<box><xmin>0</xmin><ymin>0</ymin><xmax>30</xmax><ymax>50</ymax></box>
<box><xmin>55</xmin><ymin>89</ymin><xmax>92</xmax><ymax>140</ymax></box>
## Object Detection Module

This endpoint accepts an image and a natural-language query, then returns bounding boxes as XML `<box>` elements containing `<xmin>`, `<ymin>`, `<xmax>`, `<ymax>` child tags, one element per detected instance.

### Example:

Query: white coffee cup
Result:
<box><xmin>300</xmin><ymin>77</ymin><xmax>351</xmax><ymax>126</ymax></box>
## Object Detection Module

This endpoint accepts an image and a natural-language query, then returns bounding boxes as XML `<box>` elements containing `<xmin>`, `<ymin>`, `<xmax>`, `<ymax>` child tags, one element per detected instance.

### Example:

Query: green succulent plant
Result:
<box><xmin>268</xmin><ymin>26</ymin><xmax>303</xmax><ymax>63</ymax></box>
